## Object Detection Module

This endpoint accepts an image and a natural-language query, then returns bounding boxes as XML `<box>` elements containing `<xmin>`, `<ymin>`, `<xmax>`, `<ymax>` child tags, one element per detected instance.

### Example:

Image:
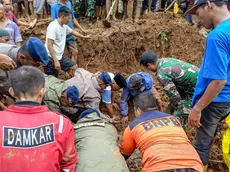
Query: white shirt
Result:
<box><xmin>45</xmin><ymin>19</ymin><xmax>73</xmax><ymax>60</ymax></box>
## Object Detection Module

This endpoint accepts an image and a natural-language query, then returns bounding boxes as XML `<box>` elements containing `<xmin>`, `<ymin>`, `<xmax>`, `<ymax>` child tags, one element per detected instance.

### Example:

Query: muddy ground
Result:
<box><xmin>18</xmin><ymin>12</ymin><xmax>228</xmax><ymax>171</ymax></box>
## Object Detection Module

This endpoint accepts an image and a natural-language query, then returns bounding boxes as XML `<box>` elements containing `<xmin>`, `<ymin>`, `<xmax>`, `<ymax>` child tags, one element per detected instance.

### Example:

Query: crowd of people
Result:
<box><xmin>0</xmin><ymin>0</ymin><xmax>229</xmax><ymax>172</ymax></box>
<box><xmin>0</xmin><ymin>0</ymin><xmax>194</xmax><ymax>26</ymax></box>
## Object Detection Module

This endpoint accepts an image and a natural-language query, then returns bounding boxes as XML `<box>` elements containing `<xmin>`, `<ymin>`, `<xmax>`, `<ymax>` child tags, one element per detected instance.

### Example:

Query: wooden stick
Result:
<box><xmin>106</xmin><ymin>0</ymin><xmax>117</xmax><ymax>20</ymax></box>
<box><xmin>164</xmin><ymin>0</ymin><xmax>177</xmax><ymax>12</ymax></box>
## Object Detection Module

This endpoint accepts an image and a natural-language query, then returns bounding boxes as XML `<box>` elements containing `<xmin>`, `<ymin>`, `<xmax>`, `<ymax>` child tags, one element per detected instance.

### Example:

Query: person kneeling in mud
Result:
<box><xmin>43</xmin><ymin>74</ymin><xmax>86</xmax><ymax>123</ymax></box>
<box><xmin>66</xmin><ymin>68</ymin><xmax>127</xmax><ymax>123</ymax></box>
<box><xmin>120</xmin><ymin>72</ymin><xmax>163</xmax><ymax>124</ymax></box>
<box><xmin>120</xmin><ymin>92</ymin><xmax>203</xmax><ymax>172</ymax></box>
<box><xmin>74</xmin><ymin>109</ymin><xmax>130</xmax><ymax>172</ymax></box>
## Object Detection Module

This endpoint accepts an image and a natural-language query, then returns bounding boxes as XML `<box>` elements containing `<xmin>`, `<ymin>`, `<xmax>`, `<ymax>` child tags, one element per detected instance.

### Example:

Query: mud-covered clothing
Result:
<box><xmin>74</xmin><ymin>110</ymin><xmax>129</xmax><ymax>172</ymax></box>
<box><xmin>65</xmin><ymin>68</ymin><xmax>102</xmax><ymax>109</ymax></box>
<box><xmin>43</xmin><ymin>75</ymin><xmax>67</xmax><ymax>113</ymax></box>
<box><xmin>120</xmin><ymin>110</ymin><xmax>203</xmax><ymax>172</ymax></box>
<box><xmin>157</xmin><ymin>58</ymin><xmax>199</xmax><ymax>127</ymax></box>
<box><xmin>0</xmin><ymin>101</ymin><xmax>77</xmax><ymax>172</ymax></box>
<box><xmin>43</xmin><ymin>75</ymin><xmax>86</xmax><ymax>123</ymax></box>
<box><xmin>120</xmin><ymin>72</ymin><xmax>154</xmax><ymax>117</ymax></box>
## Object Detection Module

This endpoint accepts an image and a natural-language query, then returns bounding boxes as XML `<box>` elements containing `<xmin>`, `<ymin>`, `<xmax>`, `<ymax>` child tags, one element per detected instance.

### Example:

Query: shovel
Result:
<box><xmin>103</xmin><ymin>0</ymin><xmax>117</xmax><ymax>27</ymax></box>
<box><xmin>164</xmin><ymin>0</ymin><xmax>177</xmax><ymax>12</ymax></box>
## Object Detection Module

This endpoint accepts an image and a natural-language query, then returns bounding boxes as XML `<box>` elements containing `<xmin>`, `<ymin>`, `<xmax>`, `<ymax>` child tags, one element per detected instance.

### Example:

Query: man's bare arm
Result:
<box><xmin>194</xmin><ymin>80</ymin><xmax>226</xmax><ymax>111</ymax></box>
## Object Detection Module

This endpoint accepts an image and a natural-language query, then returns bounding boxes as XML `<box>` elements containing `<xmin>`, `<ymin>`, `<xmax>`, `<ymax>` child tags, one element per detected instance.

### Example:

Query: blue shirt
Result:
<box><xmin>192</xmin><ymin>19</ymin><xmax>230</xmax><ymax>106</ymax></box>
<box><xmin>101</xmin><ymin>72</ymin><xmax>115</xmax><ymax>104</ymax></box>
<box><xmin>120</xmin><ymin>72</ymin><xmax>154</xmax><ymax>116</ymax></box>
<box><xmin>51</xmin><ymin>1</ymin><xmax>74</xmax><ymax>41</ymax></box>
<box><xmin>101</xmin><ymin>89</ymin><xmax>112</xmax><ymax>104</ymax></box>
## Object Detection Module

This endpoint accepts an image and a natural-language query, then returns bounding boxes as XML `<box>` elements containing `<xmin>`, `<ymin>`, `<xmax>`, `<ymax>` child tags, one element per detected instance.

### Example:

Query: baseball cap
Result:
<box><xmin>114</xmin><ymin>73</ymin><xmax>127</xmax><ymax>88</ymax></box>
<box><xmin>66</xmin><ymin>85</ymin><xmax>79</xmax><ymax>105</ymax></box>
<box><xmin>26</xmin><ymin>37</ymin><xmax>49</xmax><ymax>65</ymax></box>
<box><xmin>0</xmin><ymin>29</ymin><xmax>10</xmax><ymax>37</ymax></box>
<box><xmin>99</xmin><ymin>72</ymin><xmax>113</xmax><ymax>85</ymax></box>
<box><xmin>185</xmin><ymin>0</ymin><xmax>229</xmax><ymax>15</ymax></box>
<box><xmin>140</xmin><ymin>50</ymin><xmax>158</xmax><ymax>66</ymax></box>
<box><xmin>129</xmin><ymin>74</ymin><xmax>143</xmax><ymax>90</ymax></box>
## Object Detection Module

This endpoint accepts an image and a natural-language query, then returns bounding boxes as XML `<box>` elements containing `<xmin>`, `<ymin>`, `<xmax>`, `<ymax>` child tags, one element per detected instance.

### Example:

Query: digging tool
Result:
<box><xmin>103</xmin><ymin>0</ymin><xmax>117</xmax><ymax>27</ymax></box>
<box><xmin>164</xmin><ymin>0</ymin><xmax>177</xmax><ymax>12</ymax></box>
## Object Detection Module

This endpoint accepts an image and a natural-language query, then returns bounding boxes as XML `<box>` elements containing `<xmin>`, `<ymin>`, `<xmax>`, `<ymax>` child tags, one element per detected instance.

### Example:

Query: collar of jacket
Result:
<box><xmin>91</xmin><ymin>76</ymin><xmax>104</xmax><ymax>93</ymax></box>
<box><xmin>6</xmin><ymin>102</ymin><xmax>50</xmax><ymax>114</ymax></box>
<box><xmin>14</xmin><ymin>101</ymin><xmax>41</xmax><ymax>107</ymax></box>
<box><xmin>156</xmin><ymin>59</ymin><xmax>163</xmax><ymax>76</ymax></box>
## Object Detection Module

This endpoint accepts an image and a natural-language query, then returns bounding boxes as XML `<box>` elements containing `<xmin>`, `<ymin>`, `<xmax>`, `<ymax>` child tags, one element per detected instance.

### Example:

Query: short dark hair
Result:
<box><xmin>1</xmin><ymin>0</ymin><xmax>9</xmax><ymax>4</ymax></box>
<box><xmin>17</xmin><ymin>43</ymin><xmax>34</xmax><ymax>61</ymax></box>
<box><xmin>18</xmin><ymin>43</ymin><xmax>27</xmax><ymax>54</ymax></box>
<box><xmin>58</xmin><ymin>6</ymin><xmax>71</xmax><ymax>18</ymax></box>
<box><xmin>200</xmin><ymin>1</ymin><xmax>227</xmax><ymax>8</ymax></box>
<box><xmin>10</xmin><ymin>66</ymin><xmax>45</xmax><ymax>98</ymax></box>
<box><xmin>140</xmin><ymin>50</ymin><xmax>158</xmax><ymax>67</ymax></box>
<box><xmin>213</xmin><ymin>1</ymin><xmax>227</xmax><ymax>6</ymax></box>
<box><xmin>133</xmin><ymin>92</ymin><xmax>157</xmax><ymax>111</ymax></box>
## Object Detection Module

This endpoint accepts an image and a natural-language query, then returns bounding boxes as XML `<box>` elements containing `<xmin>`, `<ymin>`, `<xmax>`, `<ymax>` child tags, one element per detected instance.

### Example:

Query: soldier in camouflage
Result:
<box><xmin>140</xmin><ymin>50</ymin><xmax>199</xmax><ymax>128</ymax></box>
<box><xmin>43</xmin><ymin>75</ymin><xmax>83</xmax><ymax>123</ymax></box>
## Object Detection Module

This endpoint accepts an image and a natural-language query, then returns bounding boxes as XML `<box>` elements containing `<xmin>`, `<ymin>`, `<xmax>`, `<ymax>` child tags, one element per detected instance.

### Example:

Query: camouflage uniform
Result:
<box><xmin>43</xmin><ymin>75</ymin><xmax>86</xmax><ymax>123</ymax></box>
<box><xmin>87</xmin><ymin>0</ymin><xmax>95</xmax><ymax>17</ymax></box>
<box><xmin>72</xmin><ymin>0</ymin><xmax>81</xmax><ymax>17</ymax></box>
<box><xmin>157</xmin><ymin>58</ymin><xmax>199</xmax><ymax>128</ymax></box>
<box><xmin>43</xmin><ymin>75</ymin><xmax>67</xmax><ymax>113</ymax></box>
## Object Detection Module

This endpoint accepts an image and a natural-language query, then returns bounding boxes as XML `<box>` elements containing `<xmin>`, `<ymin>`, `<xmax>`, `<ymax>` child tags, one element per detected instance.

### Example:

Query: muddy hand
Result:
<box><xmin>110</xmin><ymin>115</ymin><xmax>121</xmax><ymax>124</ymax></box>
<box><xmin>121</xmin><ymin>116</ymin><xmax>129</xmax><ymax>125</ymax></box>
<box><xmin>0</xmin><ymin>55</ymin><xmax>17</xmax><ymax>70</ymax></box>
<box><xmin>54</xmin><ymin>59</ymin><xmax>61</xmax><ymax>70</ymax></box>
<box><xmin>84</xmin><ymin>35</ymin><xmax>91</xmax><ymax>39</ymax></box>
<box><xmin>94</xmin><ymin>71</ymin><xmax>102</xmax><ymax>76</ymax></box>
<box><xmin>81</xmin><ymin>29</ymin><xmax>88</xmax><ymax>33</ymax></box>
<box><xmin>112</xmin><ymin>103</ymin><xmax>119</xmax><ymax>111</ymax></box>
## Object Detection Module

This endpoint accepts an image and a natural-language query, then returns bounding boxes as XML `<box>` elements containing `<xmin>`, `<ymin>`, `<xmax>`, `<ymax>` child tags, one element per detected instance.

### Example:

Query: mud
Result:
<box><xmin>18</xmin><ymin>12</ymin><xmax>228</xmax><ymax>172</ymax></box>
